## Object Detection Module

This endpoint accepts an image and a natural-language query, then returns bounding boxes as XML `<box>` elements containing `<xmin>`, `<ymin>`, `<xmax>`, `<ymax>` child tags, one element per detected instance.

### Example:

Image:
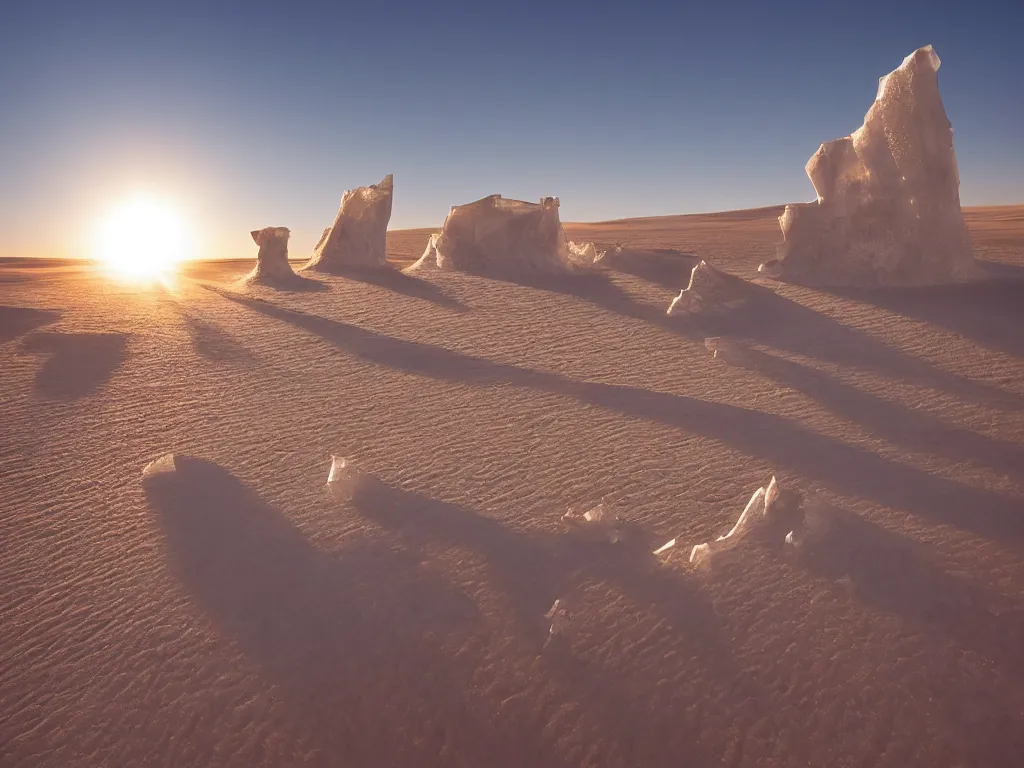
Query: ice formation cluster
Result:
<box><xmin>761</xmin><ymin>46</ymin><xmax>978</xmax><ymax>287</ymax></box>
<box><xmin>412</xmin><ymin>194</ymin><xmax>599</xmax><ymax>273</ymax></box>
<box><xmin>246</xmin><ymin>227</ymin><xmax>296</xmax><ymax>285</ymax></box>
<box><xmin>305</xmin><ymin>174</ymin><xmax>394</xmax><ymax>271</ymax></box>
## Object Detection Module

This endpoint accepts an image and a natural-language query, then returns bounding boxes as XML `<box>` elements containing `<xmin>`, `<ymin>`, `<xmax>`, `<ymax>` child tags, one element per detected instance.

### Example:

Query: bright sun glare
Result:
<box><xmin>94</xmin><ymin>197</ymin><xmax>192</xmax><ymax>281</ymax></box>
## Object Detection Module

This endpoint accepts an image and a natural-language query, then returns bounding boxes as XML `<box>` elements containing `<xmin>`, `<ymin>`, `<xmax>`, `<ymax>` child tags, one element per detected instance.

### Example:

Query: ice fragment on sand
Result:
<box><xmin>562</xmin><ymin>501</ymin><xmax>621</xmax><ymax>543</ymax></box>
<box><xmin>763</xmin><ymin>475</ymin><xmax>778</xmax><ymax>518</ymax></box>
<box><xmin>703</xmin><ymin>336</ymin><xmax>745</xmax><ymax>362</ymax></box>
<box><xmin>305</xmin><ymin>174</ymin><xmax>393</xmax><ymax>271</ymax></box>
<box><xmin>409</xmin><ymin>195</ymin><xmax>578</xmax><ymax>273</ymax></box>
<box><xmin>142</xmin><ymin>453</ymin><xmax>177</xmax><ymax>479</ymax></box>
<box><xmin>653</xmin><ymin>538</ymin><xmax>677</xmax><ymax>556</ymax></box>
<box><xmin>689</xmin><ymin>478</ymin><xmax>781</xmax><ymax>565</ymax></box>
<box><xmin>667</xmin><ymin>260</ymin><xmax>739</xmax><ymax>316</ymax></box>
<box><xmin>326</xmin><ymin>456</ymin><xmax>361</xmax><ymax>500</ymax></box>
<box><xmin>566</xmin><ymin>240</ymin><xmax>606</xmax><ymax>268</ymax></box>
<box><xmin>763</xmin><ymin>46</ymin><xmax>980</xmax><ymax>287</ymax></box>
<box><xmin>783</xmin><ymin>494</ymin><xmax>830</xmax><ymax>551</ymax></box>
<box><xmin>689</xmin><ymin>543</ymin><xmax>711</xmax><ymax>565</ymax></box>
<box><xmin>244</xmin><ymin>227</ymin><xmax>297</xmax><ymax>285</ymax></box>
<box><xmin>544</xmin><ymin>598</ymin><xmax>570</xmax><ymax>645</ymax></box>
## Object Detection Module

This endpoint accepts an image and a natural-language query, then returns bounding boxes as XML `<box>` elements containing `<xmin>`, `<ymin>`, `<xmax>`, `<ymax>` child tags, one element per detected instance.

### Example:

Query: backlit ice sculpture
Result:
<box><xmin>689</xmin><ymin>475</ymin><xmax>779</xmax><ymax>566</ymax></box>
<box><xmin>760</xmin><ymin>46</ymin><xmax>979</xmax><ymax>287</ymax></box>
<box><xmin>305</xmin><ymin>174</ymin><xmax>394</xmax><ymax>271</ymax></box>
<box><xmin>410</xmin><ymin>194</ymin><xmax>592</xmax><ymax>273</ymax></box>
<box><xmin>245</xmin><ymin>227</ymin><xmax>297</xmax><ymax>285</ymax></box>
<box><xmin>666</xmin><ymin>260</ymin><xmax>742</xmax><ymax>315</ymax></box>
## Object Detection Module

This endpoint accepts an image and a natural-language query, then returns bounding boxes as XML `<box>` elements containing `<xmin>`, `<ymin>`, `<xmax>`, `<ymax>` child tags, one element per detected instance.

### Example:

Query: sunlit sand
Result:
<box><xmin>2</xmin><ymin>203</ymin><xmax>1023</xmax><ymax>767</ymax></box>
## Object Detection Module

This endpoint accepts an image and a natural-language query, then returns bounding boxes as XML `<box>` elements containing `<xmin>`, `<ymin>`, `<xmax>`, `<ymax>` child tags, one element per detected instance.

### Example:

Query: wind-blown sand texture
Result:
<box><xmin>2</xmin><ymin>204</ymin><xmax>1023</xmax><ymax>767</ymax></box>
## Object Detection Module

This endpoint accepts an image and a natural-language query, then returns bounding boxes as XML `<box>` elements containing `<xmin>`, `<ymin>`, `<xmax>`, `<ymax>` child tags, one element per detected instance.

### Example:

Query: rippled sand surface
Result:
<box><xmin>2</xmin><ymin>205</ymin><xmax>1023</xmax><ymax>767</ymax></box>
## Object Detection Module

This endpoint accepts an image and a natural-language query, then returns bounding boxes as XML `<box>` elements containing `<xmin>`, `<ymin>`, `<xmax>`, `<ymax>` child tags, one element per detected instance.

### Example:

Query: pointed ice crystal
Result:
<box><xmin>764</xmin><ymin>46</ymin><xmax>979</xmax><ymax>286</ymax></box>
<box><xmin>667</xmin><ymin>260</ymin><xmax>733</xmax><ymax>316</ymax></box>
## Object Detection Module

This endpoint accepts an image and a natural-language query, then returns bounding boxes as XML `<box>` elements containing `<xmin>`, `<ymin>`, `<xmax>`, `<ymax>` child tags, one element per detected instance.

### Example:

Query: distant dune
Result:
<box><xmin>385</xmin><ymin>203</ymin><xmax>1024</xmax><ymax>271</ymax></box>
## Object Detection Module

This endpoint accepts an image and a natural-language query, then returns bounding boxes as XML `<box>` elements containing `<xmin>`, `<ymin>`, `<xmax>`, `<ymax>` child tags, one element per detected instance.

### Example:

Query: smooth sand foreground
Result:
<box><xmin>2</xmin><ymin>205</ymin><xmax>1023</xmax><ymax>767</ymax></box>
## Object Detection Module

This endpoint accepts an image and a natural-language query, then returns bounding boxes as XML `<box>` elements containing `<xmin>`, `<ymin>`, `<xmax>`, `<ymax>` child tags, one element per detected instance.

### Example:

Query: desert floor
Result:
<box><xmin>2</xmin><ymin>205</ymin><xmax>1023</xmax><ymax>767</ymax></box>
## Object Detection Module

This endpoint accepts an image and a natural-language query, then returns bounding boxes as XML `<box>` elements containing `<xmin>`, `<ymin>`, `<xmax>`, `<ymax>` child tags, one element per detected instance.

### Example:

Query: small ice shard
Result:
<box><xmin>409</xmin><ymin>195</ymin><xmax>577</xmax><ymax>273</ymax></box>
<box><xmin>783</xmin><ymin>494</ymin><xmax>830</xmax><ymax>551</ymax></box>
<box><xmin>689</xmin><ymin>543</ymin><xmax>711</xmax><ymax>565</ymax></box>
<box><xmin>562</xmin><ymin>501</ymin><xmax>621</xmax><ymax>543</ymax></box>
<box><xmin>416</xmin><ymin>234</ymin><xmax>441</xmax><ymax>270</ymax></box>
<box><xmin>666</xmin><ymin>260</ymin><xmax>737</xmax><ymax>316</ymax></box>
<box><xmin>544</xmin><ymin>598</ymin><xmax>570</xmax><ymax>646</ymax></box>
<box><xmin>244</xmin><ymin>227</ymin><xmax>298</xmax><ymax>286</ymax></box>
<box><xmin>327</xmin><ymin>455</ymin><xmax>349</xmax><ymax>483</ymax></box>
<box><xmin>305</xmin><ymin>174</ymin><xmax>394</xmax><ymax>271</ymax></box>
<box><xmin>688</xmin><ymin>481</ymin><xmax>780</xmax><ymax>566</ymax></box>
<box><xmin>703</xmin><ymin>336</ymin><xmax>744</xmax><ymax>362</ymax></box>
<box><xmin>142</xmin><ymin>453</ymin><xmax>177</xmax><ymax>479</ymax></box>
<box><xmin>763</xmin><ymin>475</ymin><xmax>778</xmax><ymax>519</ymax></box>
<box><xmin>717</xmin><ymin>487</ymin><xmax>766</xmax><ymax>543</ymax></box>
<box><xmin>764</xmin><ymin>46</ymin><xmax>980</xmax><ymax>287</ymax></box>
<box><xmin>653</xmin><ymin>538</ymin><xmax>677</xmax><ymax>556</ymax></box>
<box><xmin>326</xmin><ymin>455</ymin><xmax>361</xmax><ymax>500</ymax></box>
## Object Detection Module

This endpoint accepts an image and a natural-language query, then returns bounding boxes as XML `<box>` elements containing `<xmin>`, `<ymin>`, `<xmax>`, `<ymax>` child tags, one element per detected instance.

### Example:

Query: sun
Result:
<box><xmin>93</xmin><ymin>196</ymin><xmax>192</xmax><ymax>281</ymax></box>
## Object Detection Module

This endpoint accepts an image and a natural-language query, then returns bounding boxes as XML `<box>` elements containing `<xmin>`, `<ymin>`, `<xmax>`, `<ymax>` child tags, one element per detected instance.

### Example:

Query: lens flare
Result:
<box><xmin>93</xmin><ymin>197</ymin><xmax>193</xmax><ymax>282</ymax></box>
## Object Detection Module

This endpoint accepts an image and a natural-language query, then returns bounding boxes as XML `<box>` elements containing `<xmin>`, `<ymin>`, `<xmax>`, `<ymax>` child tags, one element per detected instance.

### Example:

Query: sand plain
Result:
<box><xmin>2</xmin><ymin>204</ymin><xmax>1023</xmax><ymax>767</ymax></box>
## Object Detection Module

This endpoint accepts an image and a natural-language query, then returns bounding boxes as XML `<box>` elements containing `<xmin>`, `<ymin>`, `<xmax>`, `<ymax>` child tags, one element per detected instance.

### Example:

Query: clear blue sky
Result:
<box><xmin>2</xmin><ymin>0</ymin><xmax>1021</xmax><ymax>259</ymax></box>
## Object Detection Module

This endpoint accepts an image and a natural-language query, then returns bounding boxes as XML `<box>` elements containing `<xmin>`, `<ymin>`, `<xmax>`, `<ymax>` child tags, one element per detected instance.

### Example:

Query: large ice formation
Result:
<box><xmin>666</xmin><ymin>260</ymin><xmax>743</xmax><ymax>315</ymax></box>
<box><xmin>305</xmin><ymin>174</ymin><xmax>394</xmax><ymax>271</ymax></box>
<box><xmin>245</xmin><ymin>227</ymin><xmax>297</xmax><ymax>285</ymax></box>
<box><xmin>410</xmin><ymin>195</ymin><xmax>594</xmax><ymax>273</ymax></box>
<box><xmin>761</xmin><ymin>46</ymin><xmax>979</xmax><ymax>287</ymax></box>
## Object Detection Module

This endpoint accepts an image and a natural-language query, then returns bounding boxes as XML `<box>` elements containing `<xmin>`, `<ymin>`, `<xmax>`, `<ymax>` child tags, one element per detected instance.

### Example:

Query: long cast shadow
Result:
<box><xmin>349</xmin><ymin>474</ymin><xmax>732</xmax><ymax>767</ymax></box>
<box><xmin>738</xmin><ymin>499</ymin><xmax>1024</xmax><ymax>767</ymax></box>
<box><xmin>714</xmin><ymin>344</ymin><xmax>1024</xmax><ymax>479</ymax></box>
<box><xmin>351</xmin><ymin>476</ymin><xmax>728</xmax><ymax>667</ymax></box>
<box><xmin>600</xmin><ymin>247</ymin><xmax>699</xmax><ymax>291</ymax></box>
<box><xmin>21</xmin><ymin>330</ymin><xmax>128</xmax><ymax>399</ymax></box>
<box><xmin>490</xmin><ymin>261</ymin><xmax>1021</xmax><ymax>413</ymax></box>
<box><xmin>669</xmin><ymin>279</ymin><xmax>1024</xmax><ymax>412</ymax></box>
<box><xmin>824</xmin><ymin>263</ymin><xmax>1024</xmax><ymax>360</ymax></box>
<box><xmin>144</xmin><ymin>457</ymin><xmax>551</xmax><ymax>767</ymax></box>
<box><xmin>180</xmin><ymin>313</ymin><xmax>257</xmax><ymax>364</ymax></box>
<box><xmin>0</xmin><ymin>306</ymin><xmax>59</xmax><ymax>345</ymax></box>
<box><xmin>169</xmin><ymin>300</ymin><xmax>257</xmax><ymax>365</ymax></box>
<box><xmin>211</xmin><ymin>289</ymin><xmax>1024</xmax><ymax>549</ymax></box>
<box><xmin>329</xmin><ymin>264</ymin><xmax>467</xmax><ymax>311</ymax></box>
<box><xmin>791</xmin><ymin>503</ymin><xmax>1024</xmax><ymax>681</ymax></box>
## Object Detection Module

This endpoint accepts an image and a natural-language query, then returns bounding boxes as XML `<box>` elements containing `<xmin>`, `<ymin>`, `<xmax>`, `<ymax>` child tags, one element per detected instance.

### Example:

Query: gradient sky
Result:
<box><xmin>2</xmin><ymin>0</ymin><xmax>1022</xmax><ymax>260</ymax></box>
